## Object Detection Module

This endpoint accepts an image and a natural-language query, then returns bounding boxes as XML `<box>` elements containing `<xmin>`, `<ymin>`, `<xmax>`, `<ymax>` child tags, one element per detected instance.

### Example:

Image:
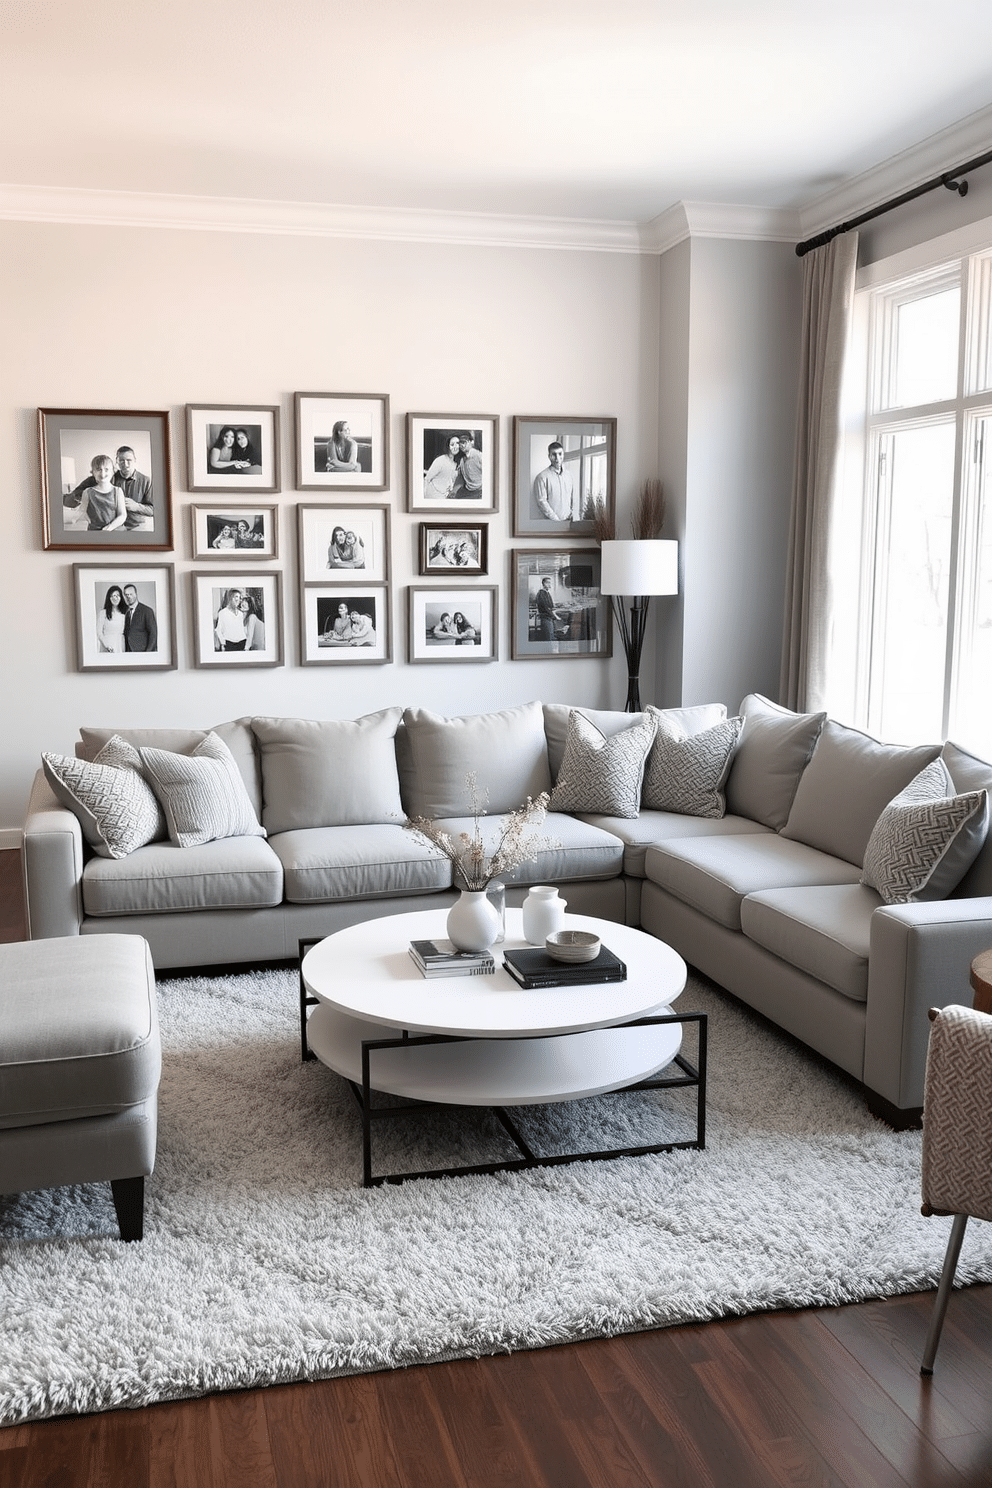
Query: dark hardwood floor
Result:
<box><xmin>2</xmin><ymin>847</ymin><xmax>991</xmax><ymax>1487</ymax></box>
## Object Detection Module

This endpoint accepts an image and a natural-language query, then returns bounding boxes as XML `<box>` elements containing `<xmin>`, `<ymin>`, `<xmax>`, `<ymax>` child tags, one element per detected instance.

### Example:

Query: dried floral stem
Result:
<box><xmin>631</xmin><ymin>479</ymin><xmax>665</xmax><ymax>539</ymax></box>
<box><xmin>404</xmin><ymin>772</ymin><xmax>561</xmax><ymax>890</ymax></box>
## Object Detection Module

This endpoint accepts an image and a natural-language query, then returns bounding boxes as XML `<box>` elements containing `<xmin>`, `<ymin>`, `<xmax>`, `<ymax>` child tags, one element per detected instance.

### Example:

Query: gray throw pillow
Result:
<box><xmin>861</xmin><ymin>760</ymin><xmax>989</xmax><ymax>904</ymax></box>
<box><xmin>139</xmin><ymin>732</ymin><xmax>266</xmax><ymax>848</ymax></box>
<box><xmin>42</xmin><ymin>736</ymin><xmax>164</xmax><ymax>859</ymax></box>
<box><xmin>942</xmin><ymin>740</ymin><xmax>992</xmax><ymax>897</ymax></box>
<box><xmin>642</xmin><ymin>715</ymin><xmax>743</xmax><ymax>817</ymax></box>
<box><xmin>401</xmin><ymin>702</ymin><xmax>551</xmax><ymax>818</ymax></box>
<box><xmin>543</xmin><ymin>702</ymin><xmax>726</xmax><ymax>782</ymax></box>
<box><xmin>548</xmin><ymin>710</ymin><xmax>657</xmax><ymax>819</ymax></box>
<box><xmin>252</xmin><ymin>710</ymin><xmax>404</xmax><ymax>833</ymax></box>
<box><xmin>723</xmin><ymin>694</ymin><xmax>826</xmax><ymax>829</ymax></box>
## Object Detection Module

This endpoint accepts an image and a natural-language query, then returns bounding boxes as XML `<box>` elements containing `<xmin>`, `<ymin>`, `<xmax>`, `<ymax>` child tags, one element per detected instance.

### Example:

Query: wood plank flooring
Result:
<box><xmin>2</xmin><ymin>847</ymin><xmax>991</xmax><ymax>1487</ymax></box>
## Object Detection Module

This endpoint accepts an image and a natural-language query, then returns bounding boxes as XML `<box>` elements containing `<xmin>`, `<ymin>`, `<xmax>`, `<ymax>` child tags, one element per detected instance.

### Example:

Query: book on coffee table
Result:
<box><xmin>409</xmin><ymin>939</ymin><xmax>496</xmax><ymax>978</ymax></box>
<box><xmin>501</xmin><ymin>945</ymin><xmax>627</xmax><ymax>989</ymax></box>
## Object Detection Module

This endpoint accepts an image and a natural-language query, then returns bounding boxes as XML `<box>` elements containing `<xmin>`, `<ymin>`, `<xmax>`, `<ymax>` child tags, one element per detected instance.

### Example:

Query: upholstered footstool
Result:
<box><xmin>0</xmin><ymin>934</ymin><xmax>161</xmax><ymax>1241</ymax></box>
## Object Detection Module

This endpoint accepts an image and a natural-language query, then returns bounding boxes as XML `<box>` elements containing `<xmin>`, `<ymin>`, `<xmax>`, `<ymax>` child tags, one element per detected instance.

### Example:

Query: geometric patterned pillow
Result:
<box><xmin>548</xmin><ymin>709</ymin><xmax>658</xmax><ymax>819</ymax></box>
<box><xmin>139</xmin><ymin>731</ymin><xmax>266</xmax><ymax>848</ymax></box>
<box><xmin>861</xmin><ymin>759</ymin><xmax>989</xmax><ymax>905</ymax></box>
<box><xmin>41</xmin><ymin>742</ymin><xmax>164</xmax><ymax>859</ymax></box>
<box><xmin>642</xmin><ymin>715</ymin><xmax>743</xmax><ymax>817</ymax></box>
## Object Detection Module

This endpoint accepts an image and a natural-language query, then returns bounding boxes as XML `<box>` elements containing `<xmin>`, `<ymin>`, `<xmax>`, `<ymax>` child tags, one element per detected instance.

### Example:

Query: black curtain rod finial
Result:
<box><xmin>942</xmin><ymin>174</ymin><xmax>969</xmax><ymax>197</ymax></box>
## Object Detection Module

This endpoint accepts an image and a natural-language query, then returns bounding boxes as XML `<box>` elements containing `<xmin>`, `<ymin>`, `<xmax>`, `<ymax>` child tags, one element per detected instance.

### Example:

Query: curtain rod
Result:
<box><xmin>795</xmin><ymin>146</ymin><xmax>992</xmax><ymax>257</ymax></box>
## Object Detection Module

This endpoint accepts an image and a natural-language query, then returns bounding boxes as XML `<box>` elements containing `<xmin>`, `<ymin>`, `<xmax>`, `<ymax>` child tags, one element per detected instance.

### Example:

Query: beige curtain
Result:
<box><xmin>780</xmin><ymin>231</ymin><xmax>859</xmax><ymax>711</ymax></box>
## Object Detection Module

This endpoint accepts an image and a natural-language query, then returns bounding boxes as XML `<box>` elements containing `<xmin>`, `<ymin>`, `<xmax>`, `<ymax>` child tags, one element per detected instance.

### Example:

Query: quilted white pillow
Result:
<box><xmin>642</xmin><ymin>714</ymin><xmax>743</xmax><ymax>817</ymax></box>
<box><xmin>140</xmin><ymin>732</ymin><xmax>266</xmax><ymax>848</ymax></box>
<box><xmin>861</xmin><ymin>759</ymin><xmax>989</xmax><ymax>905</ymax></box>
<box><xmin>548</xmin><ymin>710</ymin><xmax>657</xmax><ymax>819</ymax></box>
<box><xmin>42</xmin><ymin>736</ymin><xmax>164</xmax><ymax>859</ymax></box>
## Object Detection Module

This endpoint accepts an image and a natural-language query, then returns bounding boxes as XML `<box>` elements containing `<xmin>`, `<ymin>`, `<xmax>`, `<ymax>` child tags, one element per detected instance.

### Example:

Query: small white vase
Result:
<box><xmin>522</xmin><ymin>885</ymin><xmax>566</xmax><ymax>946</ymax></box>
<box><xmin>446</xmin><ymin>889</ymin><xmax>502</xmax><ymax>952</ymax></box>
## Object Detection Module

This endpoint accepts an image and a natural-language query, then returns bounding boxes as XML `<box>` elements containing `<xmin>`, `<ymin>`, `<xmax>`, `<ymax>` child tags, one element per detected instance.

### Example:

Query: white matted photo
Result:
<box><xmin>294</xmin><ymin>392</ymin><xmax>389</xmax><ymax>491</ymax></box>
<box><xmin>408</xmin><ymin>586</ymin><xmax>497</xmax><ymax>663</ymax></box>
<box><xmin>407</xmin><ymin>413</ymin><xmax>498</xmax><ymax>512</ymax></box>
<box><xmin>298</xmin><ymin>504</ymin><xmax>390</xmax><ymax>584</ymax></box>
<box><xmin>191</xmin><ymin>571</ymin><xmax>283</xmax><ymax>667</ymax></box>
<box><xmin>510</xmin><ymin>548</ymin><xmax>611</xmax><ymax>659</ymax></box>
<box><xmin>191</xmin><ymin>504</ymin><xmax>278</xmax><ymax>560</ymax></box>
<box><xmin>186</xmin><ymin>405</ymin><xmax>280</xmax><ymax>493</ymax></box>
<box><xmin>301</xmin><ymin>585</ymin><xmax>390</xmax><ymax>665</ymax></box>
<box><xmin>73</xmin><ymin>564</ymin><xmax>176</xmax><ymax>671</ymax></box>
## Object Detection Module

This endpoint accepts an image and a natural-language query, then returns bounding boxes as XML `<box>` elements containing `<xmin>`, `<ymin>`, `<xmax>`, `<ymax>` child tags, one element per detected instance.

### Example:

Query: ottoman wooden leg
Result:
<box><xmin>111</xmin><ymin>1175</ymin><xmax>145</xmax><ymax>1242</ymax></box>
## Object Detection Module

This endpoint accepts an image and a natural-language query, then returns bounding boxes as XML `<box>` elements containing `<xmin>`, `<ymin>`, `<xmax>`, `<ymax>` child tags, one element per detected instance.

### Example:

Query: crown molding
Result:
<box><xmin>640</xmin><ymin>201</ymin><xmax>800</xmax><ymax>253</ymax></box>
<box><xmin>0</xmin><ymin>182</ymin><xmax>644</xmax><ymax>254</ymax></box>
<box><xmin>798</xmin><ymin>103</ymin><xmax>992</xmax><ymax>241</ymax></box>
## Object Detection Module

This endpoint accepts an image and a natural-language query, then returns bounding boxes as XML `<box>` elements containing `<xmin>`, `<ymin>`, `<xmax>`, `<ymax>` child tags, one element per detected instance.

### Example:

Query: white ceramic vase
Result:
<box><xmin>446</xmin><ymin>889</ymin><xmax>502</xmax><ymax>952</ymax></box>
<box><xmin>522</xmin><ymin>885</ymin><xmax>566</xmax><ymax>946</ymax></box>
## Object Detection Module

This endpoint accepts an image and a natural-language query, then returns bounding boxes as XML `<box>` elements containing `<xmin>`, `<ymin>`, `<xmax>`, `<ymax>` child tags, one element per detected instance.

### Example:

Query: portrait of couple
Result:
<box><xmin>423</xmin><ymin>430</ymin><xmax>484</xmax><ymax>502</ymax></box>
<box><xmin>207</xmin><ymin>425</ymin><xmax>263</xmax><ymax>477</ymax></box>
<box><xmin>96</xmin><ymin>580</ymin><xmax>158</xmax><ymax>653</ymax></box>
<box><xmin>213</xmin><ymin>586</ymin><xmax>266</xmax><ymax>652</ymax></box>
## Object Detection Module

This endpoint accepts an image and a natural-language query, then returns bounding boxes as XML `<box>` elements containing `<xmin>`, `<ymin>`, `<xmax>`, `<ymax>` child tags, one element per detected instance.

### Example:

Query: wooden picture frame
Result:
<box><xmin>407</xmin><ymin>413</ymin><xmax>498</xmax><ymax>512</ymax></box>
<box><xmin>72</xmin><ymin>563</ymin><xmax>177</xmax><ymax>671</ymax></box>
<box><xmin>185</xmin><ymin>404</ymin><xmax>280</xmax><ymax>493</ymax></box>
<box><xmin>295</xmin><ymin>392</ymin><xmax>389</xmax><ymax>491</ymax></box>
<box><xmin>301</xmin><ymin>585</ymin><xmax>391</xmax><ymax>664</ymax></box>
<box><xmin>512</xmin><ymin>415</ymin><xmax>616</xmax><ymax>537</ymax></box>
<box><xmin>298</xmin><ymin>503</ymin><xmax>390</xmax><ymax>584</ymax></box>
<box><xmin>408</xmin><ymin>585</ymin><xmax>498</xmax><ymax>663</ymax></box>
<box><xmin>190</xmin><ymin>504</ymin><xmax>279</xmax><ymax>560</ymax></box>
<box><xmin>191</xmin><ymin>570</ymin><xmax>283</xmax><ymax>667</ymax></box>
<box><xmin>418</xmin><ymin>521</ymin><xmax>488</xmax><ymax>577</ymax></box>
<box><xmin>40</xmin><ymin>408</ymin><xmax>173</xmax><ymax>551</ymax></box>
<box><xmin>510</xmin><ymin>548</ymin><xmax>611</xmax><ymax>659</ymax></box>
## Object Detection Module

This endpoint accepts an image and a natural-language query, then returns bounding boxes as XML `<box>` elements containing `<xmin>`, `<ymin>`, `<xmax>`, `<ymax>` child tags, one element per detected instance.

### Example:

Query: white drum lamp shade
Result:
<box><xmin>600</xmin><ymin>539</ymin><xmax>679</xmax><ymax>598</ymax></box>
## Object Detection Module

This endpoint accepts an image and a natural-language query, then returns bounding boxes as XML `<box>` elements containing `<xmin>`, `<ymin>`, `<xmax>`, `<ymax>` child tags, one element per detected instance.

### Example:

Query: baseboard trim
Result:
<box><xmin>0</xmin><ymin>830</ymin><xmax>23</xmax><ymax>852</ymax></box>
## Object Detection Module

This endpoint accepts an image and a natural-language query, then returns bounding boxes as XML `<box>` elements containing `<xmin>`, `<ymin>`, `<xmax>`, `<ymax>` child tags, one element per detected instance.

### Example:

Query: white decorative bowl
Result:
<box><xmin>545</xmin><ymin>930</ymin><xmax>601</xmax><ymax>963</ymax></box>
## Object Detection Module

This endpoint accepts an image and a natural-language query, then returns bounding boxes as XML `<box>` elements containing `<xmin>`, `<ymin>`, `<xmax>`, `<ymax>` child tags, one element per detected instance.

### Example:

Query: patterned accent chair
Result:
<box><xmin>919</xmin><ymin>977</ymin><xmax>992</xmax><ymax>1374</ymax></box>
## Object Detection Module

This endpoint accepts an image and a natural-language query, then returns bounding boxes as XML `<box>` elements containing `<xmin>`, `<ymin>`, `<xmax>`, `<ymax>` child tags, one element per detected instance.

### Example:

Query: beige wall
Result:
<box><xmin>0</xmin><ymin>219</ymin><xmax>665</xmax><ymax>833</ymax></box>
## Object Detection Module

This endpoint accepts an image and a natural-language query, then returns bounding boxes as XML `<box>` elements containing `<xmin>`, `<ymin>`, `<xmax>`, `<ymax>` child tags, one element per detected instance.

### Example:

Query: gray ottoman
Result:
<box><xmin>0</xmin><ymin>934</ymin><xmax>160</xmax><ymax>1240</ymax></box>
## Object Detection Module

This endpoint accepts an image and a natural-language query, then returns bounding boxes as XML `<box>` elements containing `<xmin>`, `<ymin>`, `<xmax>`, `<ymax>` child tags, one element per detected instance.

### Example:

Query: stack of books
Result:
<box><xmin>502</xmin><ymin>945</ymin><xmax>627</xmax><ymax>989</ymax></box>
<box><xmin>409</xmin><ymin>938</ymin><xmax>496</xmax><ymax>978</ymax></box>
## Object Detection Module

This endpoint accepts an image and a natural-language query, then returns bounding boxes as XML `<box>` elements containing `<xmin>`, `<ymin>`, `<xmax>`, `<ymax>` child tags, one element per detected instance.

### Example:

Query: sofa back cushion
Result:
<box><xmin>724</xmin><ymin>694</ymin><xmax>826</xmax><ymax>829</ymax></box>
<box><xmin>252</xmin><ymin>709</ymin><xmax>404</xmax><ymax>833</ymax></box>
<box><xmin>78</xmin><ymin>717</ymin><xmax>262</xmax><ymax>817</ymax></box>
<box><xmin>400</xmin><ymin>703</ymin><xmax>551</xmax><ymax>819</ymax></box>
<box><xmin>781</xmin><ymin>719</ymin><xmax>941</xmax><ymax>866</ymax></box>
<box><xmin>942</xmin><ymin>740</ymin><xmax>992</xmax><ymax>897</ymax></box>
<box><xmin>543</xmin><ymin>702</ymin><xmax>726</xmax><ymax>782</ymax></box>
<box><xmin>861</xmin><ymin>759</ymin><xmax>989</xmax><ymax>904</ymax></box>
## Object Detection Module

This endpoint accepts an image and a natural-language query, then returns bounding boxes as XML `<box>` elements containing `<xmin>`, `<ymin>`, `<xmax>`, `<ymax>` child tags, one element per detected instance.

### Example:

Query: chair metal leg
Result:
<box><xmin>921</xmin><ymin>1212</ymin><xmax>969</xmax><ymax>1375</ymax></box>
<box><xmin>110</xmin><ymin>1175</ymin><xmax>145</xmax><ymax>1242</ymax></box>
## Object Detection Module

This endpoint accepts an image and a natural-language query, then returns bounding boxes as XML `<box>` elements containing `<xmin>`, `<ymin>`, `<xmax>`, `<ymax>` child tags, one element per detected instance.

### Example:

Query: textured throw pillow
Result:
<box><xmin>548</xmin><ymin>710</ymin><xmax>657</xmax><ymax>819</ymax></box>
<box><xmin>543</xmin><ymin>702</ymin><xmax>727</xmax><ymax>782</ymax></box>
<box><xmin>139</xmin><ymin>732</ymin><xmax>266</xmax><ymax>848</ymax></box>
<box><xmin>861</xmin><ymin>760</ymin><xmax>990</xmax><ymax>905</ymax></box>
<box><xmin>42</xmin><ymin>738</ymin><xmax>164</xmax><ymax>859</ymax></box>
<box><xmin>642</xmin><ymin>715</ymin><xmax>743</xmax><ymax>817</ymax></box>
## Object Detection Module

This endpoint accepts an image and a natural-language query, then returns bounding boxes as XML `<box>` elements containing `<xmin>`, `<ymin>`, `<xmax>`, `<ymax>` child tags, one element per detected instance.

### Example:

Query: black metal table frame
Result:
<box><xmin>299</xmin><ymin>939</ymin><xmax>707</xmax><ymax>1189</ymax></box>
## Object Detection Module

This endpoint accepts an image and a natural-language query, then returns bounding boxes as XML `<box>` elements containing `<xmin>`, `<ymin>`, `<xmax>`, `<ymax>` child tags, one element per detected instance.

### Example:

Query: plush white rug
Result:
<box><xmin>2</xmin><ymin>966</ymin><xmax>991</xmax><ymax>1426</ymax></box>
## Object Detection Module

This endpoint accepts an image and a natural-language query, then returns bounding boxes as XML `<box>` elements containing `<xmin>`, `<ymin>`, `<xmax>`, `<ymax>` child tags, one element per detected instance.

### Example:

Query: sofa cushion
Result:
<box><xmin>252</xmin><ymin>710</ymin><xmax>404</xmax><ymax>833</ymax></box>
<box><xmin>543</xmin><ymin>702</ymin><xmax>726</xmax><ymax>781</ymax></box>
<box><xmin>400</xmin><ymin>703</ymin><xmax>551</xmax><ymax>819</ymax></box>
<box><xmin>42</xmin><ymin>742</ymin><xmax>164</xmax><ymax>860</ymax></box>
<box><xmin>549</xmin><ymin>710</ymin><xmax>657</xmax><ymax>819</ymax></box>
<box><xmin>642</xmin><ymin>714</ymin><xmax>743</xmax><ymax>817</ymax></box>
<box><xmin>644</xmin><ymin>834</ymin><xmax>862</xmax><ymax>931</ymax></box>
<box><xmin>781</xmin><ymin>720</ymin><xmax>941</xmax><ymax>866</ymax></box>
<box><xmin>140</xmin><ymin>733</ymin><xmax>266</xmax><ymax>848</ymax></box>
<box><xmin>269</xmin><ymin>824</ymin><xmax>452</xmax><ymax>903</ymax></box>
<box><xmin>82</xmin><ymin>835</ymin><xmax>284</xmax><ymax>916</ymax></box>
<box><xmin>724</xmin><ymin>694</ymin><xmax>826</xmax><ymax>829</ymax></box>
<box><xmin>860</xmin><ymin>760</ymin><xmax>989</xmax><ymax>905</ymax></box>
<box><xmin>79</xmin><ymin>718</ymin><xmax>262</xmax><ymax>817</ymax></box>
<box><xmin>575</xmin><ymin>811</ymin><xmax>773</xmax><ymax>878</ymax></box>
<box><xmin>428</xmin><ymin>811</ymin><xmax>624</xmax><ymax>886</ymax></box>
<box><xmin>942</xmin><ymin>741</ymin><xmax>992</xmax><ymax>898</ymax></box>
<box><xmin>740</xmin><ymin>884</ymin><xmax>878</xmax><ymax>1002</ymax></box>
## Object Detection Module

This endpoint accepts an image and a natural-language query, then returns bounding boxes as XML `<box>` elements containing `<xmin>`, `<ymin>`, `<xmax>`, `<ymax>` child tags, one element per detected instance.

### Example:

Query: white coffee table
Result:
<box><xmin>300</xmin><ymin>908</ymin><xmax>706</xmax><ymax>1186</ymax></box>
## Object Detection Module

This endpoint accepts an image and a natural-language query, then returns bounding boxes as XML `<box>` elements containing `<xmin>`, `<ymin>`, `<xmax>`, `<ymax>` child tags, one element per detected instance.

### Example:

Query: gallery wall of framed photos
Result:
<box><xmin>40</xmin><ymin>399</ymin><xmax>618</xmax><ymax>676</ymax></box>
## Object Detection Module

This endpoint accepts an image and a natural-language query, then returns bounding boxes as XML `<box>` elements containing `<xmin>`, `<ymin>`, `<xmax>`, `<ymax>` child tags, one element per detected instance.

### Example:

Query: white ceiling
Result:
<box><xmin>3</xmin><ymin>0</ymin><xmax>992</xmax><ymax>228</ymax></box>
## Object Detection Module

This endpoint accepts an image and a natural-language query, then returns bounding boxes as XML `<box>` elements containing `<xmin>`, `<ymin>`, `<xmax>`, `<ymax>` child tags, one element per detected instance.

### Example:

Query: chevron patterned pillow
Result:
<box><xmin>642</xmin><ymin>715</ymin><xmax>744</xmax><ymax>817</ymax></box>
<box><xmin>861</xmin><ymin>759</ymin><xmax>989</xmax><ymax>905</ymax></box>
<box><xmin>548</xmin><ymin>710</ymin><xmax>657</xmax><ymax>819</ymax></box>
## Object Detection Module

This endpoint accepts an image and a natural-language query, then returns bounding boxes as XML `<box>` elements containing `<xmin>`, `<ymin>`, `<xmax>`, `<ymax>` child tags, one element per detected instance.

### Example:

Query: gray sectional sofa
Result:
<box><xmin>22</xmin><ymin>695</ymin><xmax>992</xmax><ymax>1123</ymax></box>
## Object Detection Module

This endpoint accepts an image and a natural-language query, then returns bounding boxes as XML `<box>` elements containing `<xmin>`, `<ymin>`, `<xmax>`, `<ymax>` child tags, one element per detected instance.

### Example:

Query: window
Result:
<box><xmin>844</xmin><ymin>240</ymin><xmax>992</xmax><ymax>754</ymax></box>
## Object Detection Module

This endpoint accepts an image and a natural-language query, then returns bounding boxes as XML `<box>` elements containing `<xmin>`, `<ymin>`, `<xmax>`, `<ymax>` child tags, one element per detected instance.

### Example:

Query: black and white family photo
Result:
<box><xmin>191</xmin><ymin>505</ymin><xmax>277</xmax><ymax>560</ymax></box>
<box><xmin>298</xmin><ymin>504</ymin><xmax>389</xmax><ymax>584</ymax></box>
<box><xmin>407</xmin><ymin>414</ymin><xmax>498</xmax><ymax>512</ymax></box>
<box><xmin>408</xmin><ymin>585</ymin><xmax>497</xmax><ymax>663</ymax></box>
<box><xmin>72</xmin><ymin>563</ymin><xmax>176</xmax><ymax>672</ymax></box>
<box><xmin>192</xmin><ymin>570</ymin><xmax>282</xmax><ymax>667</ymax></box>
<box><xmin>419</xmin><ymin>522</ymin><xmax>487</xmax><ymax>576</ymax></box>
<box><xmin>186</xmin><ymin>405</ymin><xmax>279</xmax><ymax>493</ymax></box>
<box><xmin>294</xmin><ymin>393</ymin><xmax>389</xmax><ymax>491</ymax></box>
<box><xmin>40</xmin><ymin>409</ymin><xmax>172</xmax><ymax>551</ymax></box>
<box><xmin>512</xmin><ymin>416</ymin><xmax>615</xmax><ymax>537</ymax></box>
<box><xmin>301</xmin><ymin>585</ymin><xmax>389</xmax><ymax>665</ymax></box>
<box><xmin>212</xmin><ymin>585</ymin><xmax>266</xmax><ymax>652</ymax></box>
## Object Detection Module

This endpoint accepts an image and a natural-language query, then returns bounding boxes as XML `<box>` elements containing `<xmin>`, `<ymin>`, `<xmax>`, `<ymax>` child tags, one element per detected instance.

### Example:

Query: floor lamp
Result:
<box><xmin>600</xmin><ymin>539</ymin><xmax>679</xmax><ymax>712</ymax></box>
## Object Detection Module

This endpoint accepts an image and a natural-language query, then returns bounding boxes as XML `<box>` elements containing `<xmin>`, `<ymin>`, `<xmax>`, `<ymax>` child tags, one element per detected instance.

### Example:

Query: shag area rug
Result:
<box><xmin>2</xmin><ymin>966</ymin><xmax>992</xmax><ymax>1426</ymax></box>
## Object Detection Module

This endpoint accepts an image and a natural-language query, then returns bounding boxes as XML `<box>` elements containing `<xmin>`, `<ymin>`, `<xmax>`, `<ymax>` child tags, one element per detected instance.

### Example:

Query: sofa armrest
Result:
<box><xmin>865</xmin><ymin>896</ymin><xmax>992</xmax><ymax>1110</ymax></box>
<box><xmin>23</xmin><ymin>769</ymin><xmax>86</xmax><ymax>939</ymax></box>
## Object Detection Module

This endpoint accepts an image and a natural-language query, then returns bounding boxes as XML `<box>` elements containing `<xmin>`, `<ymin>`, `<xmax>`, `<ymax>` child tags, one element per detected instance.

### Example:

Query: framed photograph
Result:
<box><xmin>295</xmin><ymin>392</ymin><xmax>389</xmax><ymax>491</ymax></box>
<box><xmin>407</xmin><ymin>413</ymin><xmax>498</xmax><ymax>512</ymax></box>
<box><xmin>512</xmin><ymin>415</ymin><xmax>616</xmax><ymax>537</ymax></box>
<box><xmin>510</xmin><ymin>549</ymin><xmax>612</xmax><ymax>659</ymax></box>
<box><xmin>301</xmin><ymin>585</ymin><xmax>390</xmax><ymax>665</ymax></box>
<box><xmin>418</xmin><ymin>522</ymin><xmax>488</xmax><ymax>577</ymax></box>
<box><xmin>72</xmin><ymin>564</ymin><xmax>176</xmax><ymax>671</ymax></box>
<box><xmin>408</xmin><ymin>586</ymin><xmax>498</xmax><ymax>664</ymax></box>
<box><xmin>185</xmin><ymin>405</ymin><xmax>280</xmax><ymax>493</ymax></box>
<box><xmin>298</xmin><ymin>503</ymin><xmax>390</xmax><ymax>584</ymax></box>
<box><xmin>39</xmin><ymin>408</ymin><xmax>173</xmax><ymax>551</ymax></box>
<box><xmin>190</xmin><ymin>504</ymin><xmax>278</xmax><ymax>561</ymax></box>
<box><xmin>191</xmin><ymin>571</ymin><xmax>283</xmax><ymax>667</ymax></box>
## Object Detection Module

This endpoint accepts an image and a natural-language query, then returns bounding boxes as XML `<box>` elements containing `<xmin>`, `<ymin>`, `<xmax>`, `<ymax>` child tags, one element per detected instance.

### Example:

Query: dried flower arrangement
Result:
<box><xmin>591</xmin><ymin>478</ymin><xmax>666</xmax><ymax>543</ymax></box>
<box><xmin>405</xmin><ymin>773</ymin><xmax>561</xmax><ymax>890</ymax></box>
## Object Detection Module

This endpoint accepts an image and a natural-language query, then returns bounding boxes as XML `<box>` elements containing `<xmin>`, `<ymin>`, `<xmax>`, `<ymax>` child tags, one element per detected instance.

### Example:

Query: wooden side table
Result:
<box><xmin>970</xmin><ymin>949</ymin><xmax>992</xmax><ymax>1015</ymax></box>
